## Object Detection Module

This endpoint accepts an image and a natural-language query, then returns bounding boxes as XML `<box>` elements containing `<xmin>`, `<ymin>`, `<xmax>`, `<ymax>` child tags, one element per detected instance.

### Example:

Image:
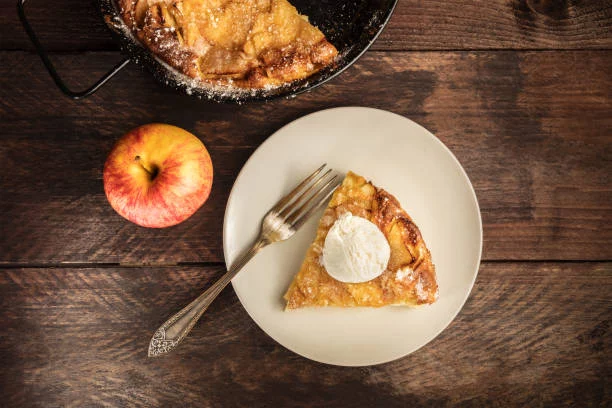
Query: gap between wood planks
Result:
<box><xmin>0</xmin><ymin>260</ymin><xmax>609</xmax><ymax>270</ymax></box>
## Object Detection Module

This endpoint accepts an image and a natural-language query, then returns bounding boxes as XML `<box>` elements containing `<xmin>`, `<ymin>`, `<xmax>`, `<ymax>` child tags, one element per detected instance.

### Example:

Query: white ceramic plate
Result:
<box><xmin>223</xmin><ymin>107</ymin><xmax>482</xmax><ymax>366</ymax></box>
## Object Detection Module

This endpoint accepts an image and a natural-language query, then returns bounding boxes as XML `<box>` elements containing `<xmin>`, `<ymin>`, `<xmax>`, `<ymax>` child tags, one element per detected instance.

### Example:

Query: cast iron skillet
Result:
<box><xmin>18</xmin><ymin>0</ymin><xmax>398</xmax><ymax>102</ymax></box>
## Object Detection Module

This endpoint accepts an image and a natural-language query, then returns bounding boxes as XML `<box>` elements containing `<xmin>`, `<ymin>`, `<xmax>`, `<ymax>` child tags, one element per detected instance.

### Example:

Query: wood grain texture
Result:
<box><xmin>1</xmin><ymin>50</ymin><xmax>610</xmax><ymax>264</ymax></box>
<box><xmin>2</xmin><ymin>0</ymin><xmax>612</xmax><ymax>52</ymax></box>
<box><xmin>0</xmin><ymin>263</ymin><xmax>609</xmax><ymax>407</ymax></box>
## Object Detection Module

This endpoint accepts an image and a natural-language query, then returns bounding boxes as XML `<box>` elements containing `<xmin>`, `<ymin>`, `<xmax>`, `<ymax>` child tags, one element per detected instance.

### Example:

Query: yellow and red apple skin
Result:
<box><xmin>103</xmin><ymin>124</ymin><xmax>213</xmax><ymax>228</ymax></box>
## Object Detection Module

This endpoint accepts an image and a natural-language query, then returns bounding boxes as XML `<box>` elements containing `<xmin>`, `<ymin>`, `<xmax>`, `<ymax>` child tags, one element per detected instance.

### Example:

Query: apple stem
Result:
<box><xmin>135</xmin><ymin>156</ymin><xmax>157</xmax><ymax>179</ymax></box>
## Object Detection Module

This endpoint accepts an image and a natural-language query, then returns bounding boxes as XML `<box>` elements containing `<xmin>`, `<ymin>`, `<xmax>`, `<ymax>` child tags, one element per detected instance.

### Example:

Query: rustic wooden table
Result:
<box><xmin>1</xmin><ymin>0</ymin><xmax>611</xmax><ymax>406</ymax></box>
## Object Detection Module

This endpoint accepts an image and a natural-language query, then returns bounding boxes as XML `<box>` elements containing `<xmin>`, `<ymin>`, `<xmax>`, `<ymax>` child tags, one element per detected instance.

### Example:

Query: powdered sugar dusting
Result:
<box><xmin>395</xmin><ymin>266</ymin><xmax>415</xmax><ymax>282</ymax></box>
<box><xmin>415</xmin><ymin>277</ymin><xmax>428</xmax><ymax>301</ymax></box>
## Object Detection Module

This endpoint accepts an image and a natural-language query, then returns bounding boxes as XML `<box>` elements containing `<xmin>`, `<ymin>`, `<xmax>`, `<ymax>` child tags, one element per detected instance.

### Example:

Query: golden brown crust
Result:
<box><xmin>284</xmin><ymin>171</ymin><xmax>439</xmax><ymax>309</ymax></box>
<box><xmin>117</xmin><ymin>0</ymin><xmax>338</xmax><ymax>88</ymax></box>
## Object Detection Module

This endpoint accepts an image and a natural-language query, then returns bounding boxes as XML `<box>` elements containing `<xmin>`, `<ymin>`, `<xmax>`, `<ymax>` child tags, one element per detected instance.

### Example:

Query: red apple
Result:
<box><xmin>103</xmin><ymin>123</ymin><xmax>213</xmax><ymax>228</ymax></box>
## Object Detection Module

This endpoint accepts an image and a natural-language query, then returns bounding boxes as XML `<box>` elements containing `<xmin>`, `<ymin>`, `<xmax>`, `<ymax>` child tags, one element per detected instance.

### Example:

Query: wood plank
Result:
<box><xmin>0</xmin><ymin>263</ymin><xmax>609</xmax><ymax>406</ymax></box>
<box><xmin>1</xmin><ymin>50</ymin><xmax>610</xmax><ymax>263</ymax></box>
<box><xmin>2</xmin><ymin>0</ymin><xmax>612</xmax><ymax>52</ymax></box>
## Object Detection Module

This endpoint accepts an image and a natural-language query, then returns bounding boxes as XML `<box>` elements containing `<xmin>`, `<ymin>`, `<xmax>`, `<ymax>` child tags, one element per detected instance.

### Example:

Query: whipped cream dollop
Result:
<box><xmin>322</xmin><ymin>212</ymin><xmax>391</xmax><ymax>283</ymax></box>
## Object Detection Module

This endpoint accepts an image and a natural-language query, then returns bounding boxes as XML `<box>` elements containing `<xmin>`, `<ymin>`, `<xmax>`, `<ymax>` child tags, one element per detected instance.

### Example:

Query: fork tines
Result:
<box><xmin>273</xmin><ymin>164</ymin><xmax>340</xmax><ymax>229</ymax></box>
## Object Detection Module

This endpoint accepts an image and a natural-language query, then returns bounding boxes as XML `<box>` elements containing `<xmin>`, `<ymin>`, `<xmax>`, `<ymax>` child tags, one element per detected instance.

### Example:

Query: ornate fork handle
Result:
<box><xmin>148</xmin><ymin>239</ymin><xmax>267</xmax><ymax>357</ymax></box>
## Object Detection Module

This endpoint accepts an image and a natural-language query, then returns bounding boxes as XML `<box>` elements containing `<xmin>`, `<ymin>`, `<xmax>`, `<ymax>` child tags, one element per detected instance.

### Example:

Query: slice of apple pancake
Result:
<box><xmin>284</xmin><ymin>171</ymin><xmax>438</xmax><ymax>309</ymax></box>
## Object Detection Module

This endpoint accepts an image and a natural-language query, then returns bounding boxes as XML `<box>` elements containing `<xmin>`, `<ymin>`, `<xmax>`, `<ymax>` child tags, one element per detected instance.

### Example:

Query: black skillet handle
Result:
<box><xmin>17</xmin><ymin>0</ymin><xmax>130</xmax><ymax>100</ymax></box>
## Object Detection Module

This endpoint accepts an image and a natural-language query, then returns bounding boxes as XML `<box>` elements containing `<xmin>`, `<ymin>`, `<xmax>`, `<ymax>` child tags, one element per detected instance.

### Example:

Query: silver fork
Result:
<box><xmin>148</xmin><ymin>164</ymin><xmax>339</xmax><ymax>357</ymax></box>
